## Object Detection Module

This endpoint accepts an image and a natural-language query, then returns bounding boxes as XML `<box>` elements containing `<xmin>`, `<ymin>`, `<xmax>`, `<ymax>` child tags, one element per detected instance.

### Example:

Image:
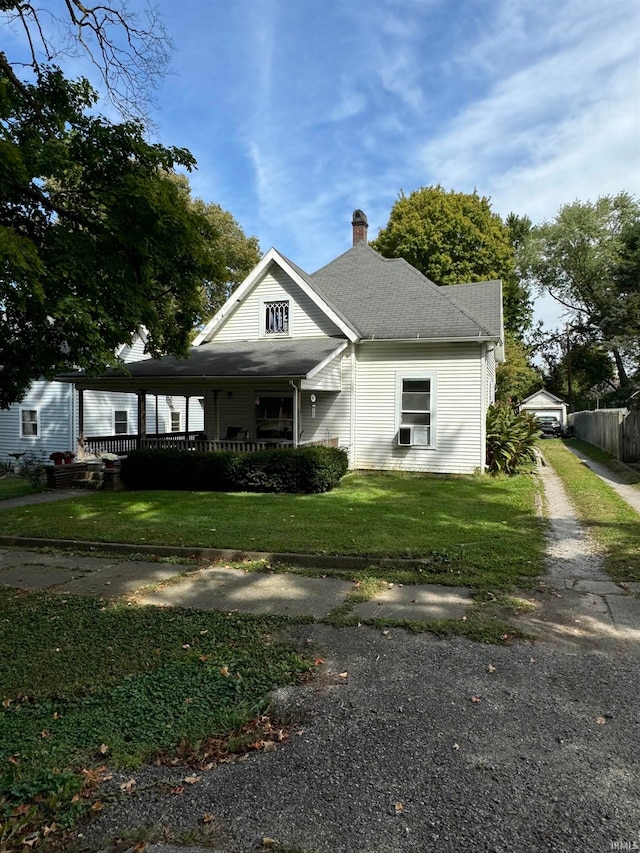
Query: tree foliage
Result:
<box><xmin>0</xmin><ymin>66</ymin><xmax>215</xmax><ymax>407</ymax></box>
<box><xmin>527</xmin><ymin>193</ymin><xmax>640</xmax><ymax>388</ymax></box>
<box><xmin>531</xmin><ymin>327</ymin><xmax>617</xmax><ymax>410</ymax></box>
<box><xmin>495</xmin><ymin>332</ymin><xmax>542</xmax><ymax>403</ymax></box>
<box><xmin>372</xmin><ymin>186</ymin><xmax>532</xmax><ymax>336</ymax></box>
<box><xmin>1</xmin><ymin>0</ymin><xmax>170</xmax><ymax>121</ymax></box>
<box><xmin>181</xmin><ymin>181</ymin><xmax>261</xmax><ymax>315</ymax></box>
<box><xmin>0</xmin><ymin>2</ymin><xmax>260</xmax><ymax>408</ymax></box>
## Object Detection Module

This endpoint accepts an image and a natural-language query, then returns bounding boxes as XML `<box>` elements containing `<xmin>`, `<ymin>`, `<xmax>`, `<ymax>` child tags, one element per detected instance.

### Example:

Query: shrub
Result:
<box><xmin>120</xmin><ymin>446</ymin><xmax>348</xmax><ymax>494</ymax></box>
<box><xmin>17</xmin><ymin>451</ymin><xmax>47</xmax><ymax>487</ymax></box>
<box><xmin>486</xmin><ymin>402</ymin><xmax>540</xmax><ymax>475</ymax></box>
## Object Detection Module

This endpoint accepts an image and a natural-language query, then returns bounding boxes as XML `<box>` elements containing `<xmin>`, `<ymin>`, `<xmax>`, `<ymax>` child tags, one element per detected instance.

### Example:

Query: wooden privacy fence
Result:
<box><xmin>569</xmin><ymin>409</ymin><xmax>640</xmax><ymax>462</ymax></box>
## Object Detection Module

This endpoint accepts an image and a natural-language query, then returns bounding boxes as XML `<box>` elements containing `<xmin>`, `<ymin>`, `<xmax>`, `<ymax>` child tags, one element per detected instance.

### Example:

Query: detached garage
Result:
<box><xmin>519</xmin><ymin>389</ymin><xmax>568</xmax><ymax>428</ymax></box>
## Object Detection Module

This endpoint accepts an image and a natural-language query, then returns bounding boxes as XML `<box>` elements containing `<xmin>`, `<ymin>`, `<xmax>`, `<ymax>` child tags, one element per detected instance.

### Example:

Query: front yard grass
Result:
<box><xmin>0</xmin><ymin>471</ymin><xmax>545</xmax><ymax>590</ymax></box>
<box><xmin>541</xmin><ymin>439</ymin><xmax>640</xmax><ymax>582</ymax></box>
<box><xmin>0</xmin><ymin>475</ymin><xmax>45</xmax><ymax>502</ymax></box>
<box><xmin>0</xmin><ymin>470</ymin><xmax>546</xmax><ymax>846</ymax></box>
<box><xmin>0</xmin><ymin>588</ymin><xmax>312</xmax><ymax>849</ymax></box>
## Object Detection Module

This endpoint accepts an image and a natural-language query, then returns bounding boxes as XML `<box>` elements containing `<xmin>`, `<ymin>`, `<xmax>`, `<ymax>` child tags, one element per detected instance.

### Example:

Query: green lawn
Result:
<box><xmin>541</xmin><ymin>439</ymin><xmax>640</xmax><ymax>582</ymax></box>
<box><xmin>0</xmin><ymin>475</ymin><xmax>45</xmax><ymax>502</ymax></box>
<box><xmin>0</xmin><ymin>471</ymin><xmax>545</xmax><ymax>589</ymax></box>
<box><xmin>0</xmin><ymin>470</ymin><xmax>546</xmax><ymax>846</ymax></box>
<box><xmin>0</xmin><ymin>590</ymin><xmax>311</xmax><ymax>849</ymax></box>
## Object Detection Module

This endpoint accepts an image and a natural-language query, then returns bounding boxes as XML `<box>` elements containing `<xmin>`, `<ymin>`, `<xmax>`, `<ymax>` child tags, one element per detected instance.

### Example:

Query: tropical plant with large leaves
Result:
<box><xmin>486</xmin><ymin>403</ymin><xmax>540</xmax><ymax>475</ymax></box>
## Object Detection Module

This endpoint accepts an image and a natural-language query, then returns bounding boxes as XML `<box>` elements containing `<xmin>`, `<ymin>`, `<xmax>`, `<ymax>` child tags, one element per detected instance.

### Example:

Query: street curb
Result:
<box><xmin>0</xmin><ymin>535</ymin><xmax>433</xmax><ymax>573</ymax></box>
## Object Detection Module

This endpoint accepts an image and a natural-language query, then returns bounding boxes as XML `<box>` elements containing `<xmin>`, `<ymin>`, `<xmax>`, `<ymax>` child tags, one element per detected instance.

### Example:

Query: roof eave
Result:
<box><xmin>358</xmin><ymin>335</ymin><xmax>503</xmax><ymax>344</ymax></box>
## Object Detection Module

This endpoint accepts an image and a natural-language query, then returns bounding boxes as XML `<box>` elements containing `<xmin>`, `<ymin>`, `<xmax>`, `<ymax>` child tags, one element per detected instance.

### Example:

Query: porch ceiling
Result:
<box><xmin>58</xmin><ymin>337</ymin><xmax>348</xmax><ymax>393</ymax></box>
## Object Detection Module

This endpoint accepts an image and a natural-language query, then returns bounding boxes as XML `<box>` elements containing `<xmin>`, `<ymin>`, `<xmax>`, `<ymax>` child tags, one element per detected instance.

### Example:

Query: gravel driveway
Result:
<box><xmin>83</xmin><ymin>461</ymin><xmax>640</xmax><ymax>853</ymax></box>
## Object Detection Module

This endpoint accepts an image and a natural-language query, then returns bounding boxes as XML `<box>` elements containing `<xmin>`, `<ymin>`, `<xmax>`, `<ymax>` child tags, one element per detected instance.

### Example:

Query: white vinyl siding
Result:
<box><xmin>0</xmin><ymin>380</ymin><xmax>73</xmax><ymax>461</ymax></box>
<box><xmin>300</xmin><ymin>358</ymin><xmax>342</xmax><ymax>391</ymax></box>
<box><xmin>354</xmin><ymin>342</ymin><xmax>485</xmax><ymax>474</ymax></box>
<box><xmin>0</xmin><ymin>335</ymin><xmax>209</xmax><ymax>460</ymax></box>
<box><xmin>214</xmin><ymin>267</ymin><xmax>342</xmax><ymax>341</ymax></box>
<box><xmin>298</xmin><ymin>352</ymin><xmax>353</xmax><ymax>456</ymax></box>
<box><xmin>118</xmin><ymin>334</ymin><xmax>148</xmax><ymax>362</ymax></box>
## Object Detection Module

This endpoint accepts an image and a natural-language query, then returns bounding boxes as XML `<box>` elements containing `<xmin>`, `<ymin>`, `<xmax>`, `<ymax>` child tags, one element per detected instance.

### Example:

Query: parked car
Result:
<box><xmin>536</xmin><ymin>416</ymin><xmax>562</xmax><ymax>437</ymax></box>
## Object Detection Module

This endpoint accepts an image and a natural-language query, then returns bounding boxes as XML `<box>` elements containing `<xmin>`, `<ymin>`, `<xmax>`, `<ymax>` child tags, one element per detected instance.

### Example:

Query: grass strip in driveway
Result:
<box><xmin>0</xmin><ymin>471</ymin><xmax>545</xmax><ymax>590</ymax></box>
<box><xmin>541</xmin><ymin>439</ymin><xmax>640</xmax><ymax>582</ymax></box>
<box><xmin>0</xmin><ymin>588</ymin><xmax>312</xmax><ymax>848</ymax></box>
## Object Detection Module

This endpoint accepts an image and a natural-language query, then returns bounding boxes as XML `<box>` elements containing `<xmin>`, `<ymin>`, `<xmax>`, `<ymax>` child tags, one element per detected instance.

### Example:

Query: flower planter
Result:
<box><xmin>50</xmin><ymin>452</ymin><xmax>75</xmax><ymax>465</ymax></box>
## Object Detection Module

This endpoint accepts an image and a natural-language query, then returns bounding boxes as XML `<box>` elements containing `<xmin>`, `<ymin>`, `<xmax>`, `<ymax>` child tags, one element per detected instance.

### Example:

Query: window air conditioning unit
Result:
<box><xmin>397</xmin><ymin>427</ymin><xmax>412</xmax><ymax>446</ymax></box>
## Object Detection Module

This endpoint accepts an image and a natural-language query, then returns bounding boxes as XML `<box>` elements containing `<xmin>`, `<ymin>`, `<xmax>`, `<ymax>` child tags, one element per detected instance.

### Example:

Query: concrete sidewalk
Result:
<box><xmin>0</xmin><ymin>546</ymin><xmax>472</xmax><ymax>624</ymax></box>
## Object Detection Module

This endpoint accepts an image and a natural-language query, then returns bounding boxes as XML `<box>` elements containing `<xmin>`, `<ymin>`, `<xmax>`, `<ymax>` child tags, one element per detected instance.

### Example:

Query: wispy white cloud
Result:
<box><xmin>416</xmin><ymin>0</ymin><xmax>640</xmax><ymax>221</ymax></box>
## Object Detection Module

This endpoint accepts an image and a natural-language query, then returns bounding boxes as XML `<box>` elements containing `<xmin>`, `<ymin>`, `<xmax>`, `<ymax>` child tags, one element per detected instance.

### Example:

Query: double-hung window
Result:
<box><xmin>397</xmin><ymin>376</ymin><xmax>434</xmax><ymax>447</ymax></box>
<box><xmin>170</xmin><ymin>411</ymin><xmax>181</xmax><ymax>432</ymax></box>
<box><xmin>114</xmin><ymin>409</ymin><xmax>128</xmax><ymax>435</ymax></box>
<box><xmin>264</xmin><ymin>300</ymin><xmax>289</xmax><ymax>335</ymax></box>
<box><xmin>20</xmin><ymin>408</ymin><xmax>39</xmax><ymax>438</ymax></box>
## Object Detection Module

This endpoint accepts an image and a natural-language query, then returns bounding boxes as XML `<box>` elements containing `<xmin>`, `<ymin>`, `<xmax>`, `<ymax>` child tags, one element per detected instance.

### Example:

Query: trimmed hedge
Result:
<box><xmin>120</xmin><ymin>445</ymin><xmax>349</xmax><ymax>494</ymax></box>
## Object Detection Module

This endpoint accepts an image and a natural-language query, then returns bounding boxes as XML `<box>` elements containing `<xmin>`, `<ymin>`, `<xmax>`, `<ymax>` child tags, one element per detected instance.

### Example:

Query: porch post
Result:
<box><xmin>77</xmin><ymin>388</ymin><xmax>85</xmax><ymax>460</ymax></box>
<box><xmin>185</xmin><ymin>396</ymin><xmax>190</xmax><ymax>438</ymax></box>
<box><xmin>78</xmin><ymin>388</ymin><xmax>84</xmax><ymax>437</ymax></box>
<box><xmin>292</xmin><ymin>382</ymin><xmax>299</xmax><ymax>448</ymax></box>
<box><xmin>155</xmin><ymin>394</ymin><xmax>159</xmax><ymax>436</ymax></box>
<box><xmin>137</xmin><ymin>390</ymin><xmax>147</xmax><ymax>449</ymax></box>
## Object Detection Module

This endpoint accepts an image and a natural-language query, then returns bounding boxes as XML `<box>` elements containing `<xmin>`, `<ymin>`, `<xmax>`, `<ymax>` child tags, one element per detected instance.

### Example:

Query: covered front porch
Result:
<box><xmin>65</xmin><ymin>337</ymin><xmax>349</xmax><ymax>459</ymax></box>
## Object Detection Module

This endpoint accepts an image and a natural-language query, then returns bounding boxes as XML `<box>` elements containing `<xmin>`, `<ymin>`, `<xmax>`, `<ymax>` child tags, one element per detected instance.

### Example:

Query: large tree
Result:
<box><xmin>528</xmin><ymin>193</ymin><xmax>640</xmax><ymax>389</ymax></box>
<box><xmin>371</xmin><ymin>186</ymin><xmax>532</xmax><ymax>336</ymax></box>
<box><xmin>495</xmin><ymin>332</ymin><xmax>542</xmax><ymax>403</ymax></box>
<box><xmin>1</xmin><ymin>0</ymin><xmax>170</xmax><ymax>121</ymax></box>
<box><xmin>183</xmin><ymin>184</ymin><xmax>261</xmax><ymax>315</ymax></box>
<box><xmin>0</xmin><ymin>2</ymin><xmax>260</xmax><ymax>408</ymax></box>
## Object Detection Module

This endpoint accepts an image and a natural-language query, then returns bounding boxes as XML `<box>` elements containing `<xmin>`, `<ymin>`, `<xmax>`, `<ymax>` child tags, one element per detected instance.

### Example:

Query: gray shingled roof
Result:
<box><xmin>439</xmin><ymin>281</ymin><xmax>503</xmax><ymax>339</ymax></box>
<box><xmin>311</xmin><ymin>242</ymin><xmax>501</xmax><ymax>340</ymax></box>
<box><xmin>276</xmin><ymin>251</ymin><xmax>357</xmax><ymax>335</ymax></box>
<box><xmin>61</xmin><ymin>338</ymin><xmax>346</xmax><ymax>386</ymax></box>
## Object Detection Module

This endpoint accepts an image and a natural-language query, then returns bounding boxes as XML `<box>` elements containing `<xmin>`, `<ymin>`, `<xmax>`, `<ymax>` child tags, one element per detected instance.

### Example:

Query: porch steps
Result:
<box><xmin>72</xmin><ymin>461</ymin><xmax>104</xmax><ymax>490</ymax></box>
<box><xmin>46</xmin><ymin>461</ymin><xmax>104</xmax><ymax>490</ymax></box>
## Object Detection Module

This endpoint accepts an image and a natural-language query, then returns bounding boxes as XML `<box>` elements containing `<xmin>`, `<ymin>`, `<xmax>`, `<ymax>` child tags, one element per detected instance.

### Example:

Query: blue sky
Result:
<box><xmin>5</xmin><ymin>0</ymin><xmax>640</xmax><ymax>329</ymax></box>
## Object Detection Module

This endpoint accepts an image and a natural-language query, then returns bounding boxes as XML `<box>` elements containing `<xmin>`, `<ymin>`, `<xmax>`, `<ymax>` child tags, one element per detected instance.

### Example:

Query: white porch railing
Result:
<box><xmin>83</xmin><ymin>433</ymin><xmax>339</xmax><ymax>455</ymax></box>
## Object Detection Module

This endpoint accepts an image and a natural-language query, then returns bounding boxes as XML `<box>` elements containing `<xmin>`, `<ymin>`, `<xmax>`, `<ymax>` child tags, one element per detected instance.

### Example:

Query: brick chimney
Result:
<box><xmin>352</xmin><ymin>209</ymin><xmax>368</xmax><ymax>245</ymax></box>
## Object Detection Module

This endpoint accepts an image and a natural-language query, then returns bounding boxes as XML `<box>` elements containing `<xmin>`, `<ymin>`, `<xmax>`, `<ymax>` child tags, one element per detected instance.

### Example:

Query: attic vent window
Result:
<box><xmin>265</xmin><ymin>300</ymin><xmax>289</xmax><ymax>335</ymax></box>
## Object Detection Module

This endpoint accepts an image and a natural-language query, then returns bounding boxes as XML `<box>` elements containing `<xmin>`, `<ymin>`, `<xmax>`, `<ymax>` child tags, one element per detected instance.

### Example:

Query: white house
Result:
<box><xmin>0</xmin><ymin>331</ymin><xmax>203</xmax><ymax>465</ymax></box>
<box><xmin>519</xmin><ymin>389</ymin><xmax>568</xmax><ymax>429</ymax></box>
<box><xmin>62</xmin><ymin>211</ymin><xmax>505</xmax><ymax>475</ymax></box>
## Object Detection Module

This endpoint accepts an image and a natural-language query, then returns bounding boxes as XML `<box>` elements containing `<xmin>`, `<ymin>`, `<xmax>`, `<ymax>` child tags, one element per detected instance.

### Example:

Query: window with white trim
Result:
<box><xmin>397</xmin><ymin>376</ymin><xmax>434</xmax><ymax>447</ymax></box>
<box><xmin>170</xmin><ymin>411</ymin><xmax>181</xmax><ymax>432</ymax></box>
<box><xmin>114</xmin><ymin>409</ymin><xmax>128</xmax><ymax>435</ymax></box>
<box><xmin>20</xmin><ymin>408</ymin><xmax>39</xmax><ymax>438</ymax></box>
<box><xmin>264</xmin><ymin>300</ymin><xmax>289</xmax><ymax>335</ymax></box>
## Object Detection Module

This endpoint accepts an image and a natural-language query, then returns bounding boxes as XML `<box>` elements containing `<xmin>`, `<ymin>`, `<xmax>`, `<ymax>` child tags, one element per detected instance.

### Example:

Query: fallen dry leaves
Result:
<box><xmin>153</xmin><ymin>714</ymin><xmax>292</xmax><ymax>771</ymax></box>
